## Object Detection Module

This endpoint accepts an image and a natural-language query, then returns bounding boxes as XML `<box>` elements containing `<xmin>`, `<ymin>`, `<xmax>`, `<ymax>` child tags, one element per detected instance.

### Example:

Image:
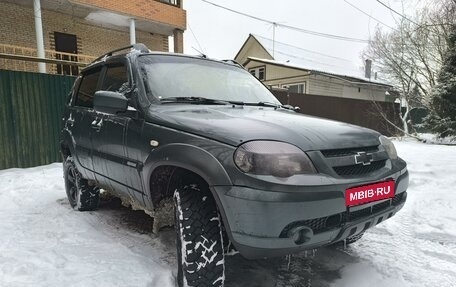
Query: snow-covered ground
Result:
<box><xmin>0</xmin><ymin>139</ymin><xmax>455</xmax><ymax>287</ymax></box>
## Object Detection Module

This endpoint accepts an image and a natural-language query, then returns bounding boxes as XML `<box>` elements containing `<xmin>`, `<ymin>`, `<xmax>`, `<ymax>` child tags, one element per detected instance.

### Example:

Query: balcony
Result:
<box><xmin>0</xmin><ymin>0</ymin><xmax>187</xmax><ymax>75</ymax></box>
<box><xmin>69</xmin><ymin>0</ymin><xmax>187</xmax><ymax>32</ymax></box>
<box><xmin>1</xmin><ymin>0</ymin><xmax>186</xmax><ymax>37</ymax></box>
<box><xmin>0</xmin><ymin>44</ymin><xmax>96</xmax><ymax>76</ymax></box>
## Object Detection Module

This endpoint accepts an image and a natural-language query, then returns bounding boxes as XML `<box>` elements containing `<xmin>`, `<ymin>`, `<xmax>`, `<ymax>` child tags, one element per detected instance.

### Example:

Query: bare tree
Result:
<box><xmin>364</xmin><ymin>0</ymin><xmax>455</xmax><ymax>134</ymax></box>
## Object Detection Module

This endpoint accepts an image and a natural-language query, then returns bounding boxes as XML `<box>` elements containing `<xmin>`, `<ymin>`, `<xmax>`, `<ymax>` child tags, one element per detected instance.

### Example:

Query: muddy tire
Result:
<box><xmin>63</xmin><ymin>156</ymin><xmax>100</xmax><ymax>211</ymax></box>
<box><xmin>174</xmin><ymin>182</ymin><xmax>225</xmax><ymax>287</ymax></box>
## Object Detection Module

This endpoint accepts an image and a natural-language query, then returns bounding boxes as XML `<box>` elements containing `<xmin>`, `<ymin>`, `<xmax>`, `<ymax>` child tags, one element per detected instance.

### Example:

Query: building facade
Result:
<box><xmin>235</xmin><ymin>34</ymin><xmax>395</xmax><ymax>103</ymax></box>
<box><xmin>0</xmin><ymin>0</ymin><xmax>186</xmax><ymax>75</ymax></box>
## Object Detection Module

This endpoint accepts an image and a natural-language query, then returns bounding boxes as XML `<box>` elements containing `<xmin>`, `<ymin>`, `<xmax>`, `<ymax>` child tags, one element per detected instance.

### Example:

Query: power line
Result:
<box><xmin>376</xmin><ymin>0</ymin><xmax>420</xmax><ymax>26</ymax></box>
<box><xmin>343</xmin><ymin>0</ymin><xmax>398</xmax><ymax>31</ymax></box>
<box><xmin>248</xmin><ymin>35</ymin><xmax>365</xmax><ymax>76</ymax></box>
<box><xmin>200</xmin><ymin>0</ymin><xmax>371</xmax><ymax>43</ymax></box>
<box><xmin>273</xmin><ymin>50</ymin><xmax>356</xmax><ymax>69</ymax></box>
<box><xmin>253</xmin><ymin>34</ymin><xmax>353</xmax><ymax>62</ymax></box>
<box><xmin>201</xmin><ymin>0</ymin><xmax>271</xmax><ymax>25</ymax></box>
<box><xmin>275</xmin><ymin>22</ymin><xmax>370</xmax><ymax>43</ymax></box>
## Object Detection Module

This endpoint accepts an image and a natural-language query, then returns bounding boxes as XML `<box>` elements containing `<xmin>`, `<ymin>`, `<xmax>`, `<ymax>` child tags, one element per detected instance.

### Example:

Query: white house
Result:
<box><xmin>234</xmin><ymin>34</ymin><xmax>394</xmax><ymax>102</ymax></box>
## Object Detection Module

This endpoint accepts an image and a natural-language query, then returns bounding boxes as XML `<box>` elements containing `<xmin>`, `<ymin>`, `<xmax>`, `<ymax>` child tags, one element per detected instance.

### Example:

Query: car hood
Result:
<box><xmin>146</xmin><ymin>105</ymin><xmax>381</xmax><ymax>151</ymax></box>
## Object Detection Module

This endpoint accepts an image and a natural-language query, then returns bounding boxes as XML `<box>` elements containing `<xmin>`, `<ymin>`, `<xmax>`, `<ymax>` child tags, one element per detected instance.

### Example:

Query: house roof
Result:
<box><xmin>241</xmin><ymin>34</ymin><xmax>390</xmax><ymax>86</ymax></box>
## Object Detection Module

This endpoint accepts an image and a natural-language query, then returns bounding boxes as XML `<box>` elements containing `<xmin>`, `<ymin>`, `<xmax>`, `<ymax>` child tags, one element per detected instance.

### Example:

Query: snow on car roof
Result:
<box><xmin>250</xmin><ymin>34</ymin><xmax>390</xmax><ymax>86</ymax></box>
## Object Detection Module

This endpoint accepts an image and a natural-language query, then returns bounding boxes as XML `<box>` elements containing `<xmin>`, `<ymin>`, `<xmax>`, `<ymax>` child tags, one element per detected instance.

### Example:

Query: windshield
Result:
<box><xmin>138</xmin><ymin>55</ymin><xmax>281</xmax><ymax>104</ymax></box>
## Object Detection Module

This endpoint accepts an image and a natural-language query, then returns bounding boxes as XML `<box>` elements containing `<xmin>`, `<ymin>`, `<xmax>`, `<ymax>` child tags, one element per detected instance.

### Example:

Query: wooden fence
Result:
<box><xmin>271</xmin><ymin>90</ymin><xmax>402</xmax><ymax>136</ymax></box>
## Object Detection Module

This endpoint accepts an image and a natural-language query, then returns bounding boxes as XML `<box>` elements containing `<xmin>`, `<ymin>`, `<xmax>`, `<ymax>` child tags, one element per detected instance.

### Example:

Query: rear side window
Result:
<box><xmin>75</xmin><ymin>69</ymin><xmax>101</xmax><ymax>108</ymax></box>
<box><xmin>102</xmin><ymin>65</ymin><xmax>129</xmax><ymax>94</ymax></box>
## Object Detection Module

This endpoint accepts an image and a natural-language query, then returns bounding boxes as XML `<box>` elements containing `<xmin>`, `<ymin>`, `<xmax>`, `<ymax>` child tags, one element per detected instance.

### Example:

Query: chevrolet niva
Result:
<box><xmin>60</xmin><ymin>44</ymin><xmax>409</xmax><ymax>287</ymax></box>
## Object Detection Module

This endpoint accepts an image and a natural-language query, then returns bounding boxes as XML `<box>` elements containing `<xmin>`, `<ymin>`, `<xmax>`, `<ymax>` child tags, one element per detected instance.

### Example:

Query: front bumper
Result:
<box><xmin>212</xmin><ymin>169</ymin><xmax>409</xmax><ymax>259</ymax></box>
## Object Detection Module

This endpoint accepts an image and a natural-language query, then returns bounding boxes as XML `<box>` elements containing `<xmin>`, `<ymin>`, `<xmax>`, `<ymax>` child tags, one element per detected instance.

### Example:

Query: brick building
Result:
<box><xmin>0</xmin><ymin>0</ymin><xmax>186</xmax><ymax>74</ymax></box>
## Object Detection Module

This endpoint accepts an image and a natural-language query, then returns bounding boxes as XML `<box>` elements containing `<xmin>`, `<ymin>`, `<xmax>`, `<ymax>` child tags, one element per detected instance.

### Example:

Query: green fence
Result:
<box><xmin>0</xmin><ymin>70</ymin><xmax>75</xmax><ymax>169</ymax></box>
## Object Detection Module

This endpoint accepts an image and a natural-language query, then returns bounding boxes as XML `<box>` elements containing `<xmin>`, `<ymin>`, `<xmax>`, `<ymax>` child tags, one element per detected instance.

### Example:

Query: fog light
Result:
<box><xmin>287</xmin><ymin>226</ymin><xmax>313</xmax><ymax>245</ymax></box>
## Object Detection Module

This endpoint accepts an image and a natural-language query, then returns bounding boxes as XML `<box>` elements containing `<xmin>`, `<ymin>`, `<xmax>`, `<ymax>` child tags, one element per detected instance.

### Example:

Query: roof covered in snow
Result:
<box><xmin>239</xmin><ymin>34</ymin><xmax>390</xmax><ymax>86</ymax></box>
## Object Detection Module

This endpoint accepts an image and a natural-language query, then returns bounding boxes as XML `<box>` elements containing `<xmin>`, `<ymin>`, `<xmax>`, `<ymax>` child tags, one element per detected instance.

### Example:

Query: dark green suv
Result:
<box><xmin>60</xmin><ymin>44</ymin><xmax>409</xmax><ymax>287</ymax></box>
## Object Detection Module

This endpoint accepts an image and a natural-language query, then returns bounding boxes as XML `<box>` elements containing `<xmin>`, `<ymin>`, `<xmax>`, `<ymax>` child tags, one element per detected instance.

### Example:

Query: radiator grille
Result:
<box><xmin>321</xmin><ymin>146</ymin><xmax>379</xmax><ymax>158</ymax></box>
<box><xmin>333</xmin><ymin>160</ymin><xmax>386</xmax><ymax>177</ymax></box>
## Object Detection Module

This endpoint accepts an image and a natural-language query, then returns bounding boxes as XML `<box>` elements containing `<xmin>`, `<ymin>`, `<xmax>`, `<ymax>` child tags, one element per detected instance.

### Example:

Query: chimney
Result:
<box><xmin>365</xmin><ymin>59</ymin><xmax>372</xmax><ymax>79</ymax></box>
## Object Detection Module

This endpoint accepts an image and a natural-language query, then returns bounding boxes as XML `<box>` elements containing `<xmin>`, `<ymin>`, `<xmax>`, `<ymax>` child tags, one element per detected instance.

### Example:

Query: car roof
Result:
<box><xmin>82</xmin><ymin>44</ymin><xmax>242</xmax><ymax>73</ymax></box>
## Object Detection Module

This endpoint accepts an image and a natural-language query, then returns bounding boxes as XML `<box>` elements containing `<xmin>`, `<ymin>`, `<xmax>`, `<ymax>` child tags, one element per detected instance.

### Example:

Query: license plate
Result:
<box><xmin>345</xmin><ymin>181</ymin><xmax>395</xmax><ymax>206</ymax></box>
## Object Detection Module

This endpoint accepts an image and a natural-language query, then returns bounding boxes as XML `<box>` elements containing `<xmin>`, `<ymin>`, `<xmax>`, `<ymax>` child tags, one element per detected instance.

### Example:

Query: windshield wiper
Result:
<box><xmin>160</xmin><ymin>97</ymin><xmax>297</xmax><ymax>110</ymax></box>
<box><xmin>256</xmin><ymin>102</ymin><xmax>281</xmax><ymax>108</ymax></box>
<box><xmin>243</xmin><ymin>102</ymin><xmax>296</xmax><ymax>110</ymax></box>
<box><xmin>160</xmin><ymin>97</ymin><xmax>236</xmax><ymax>105</ymax></box>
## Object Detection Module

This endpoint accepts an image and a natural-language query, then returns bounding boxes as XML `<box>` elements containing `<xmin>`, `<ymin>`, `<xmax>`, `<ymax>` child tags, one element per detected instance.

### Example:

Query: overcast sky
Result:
<box><xmin>181</xmin><ymin>0</ymin><xmax>422</xmax><ymax>69</ymax></box>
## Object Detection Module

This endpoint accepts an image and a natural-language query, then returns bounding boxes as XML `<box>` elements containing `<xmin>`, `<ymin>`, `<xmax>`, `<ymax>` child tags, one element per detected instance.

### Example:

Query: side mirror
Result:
<box><xmin>94</xmin><ymin>91</ymin><xmax>128</xmax><ymax>114</ymax></box>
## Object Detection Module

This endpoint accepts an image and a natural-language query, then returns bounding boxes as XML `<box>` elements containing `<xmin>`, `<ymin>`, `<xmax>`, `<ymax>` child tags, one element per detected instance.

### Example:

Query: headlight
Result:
<box><xmin>379</xmin><ymin>136</ymin><xmax>398</xmax><ymax>159</ymax></box>
<box><xmin>234</xmin><ymin>141</ymin><xmax>316</xmax><ymax>177</ymax></box>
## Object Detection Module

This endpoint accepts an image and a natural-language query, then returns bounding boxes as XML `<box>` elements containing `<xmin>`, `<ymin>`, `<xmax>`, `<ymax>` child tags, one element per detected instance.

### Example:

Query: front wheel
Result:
<box><xmin>63</xmin><ymin>156</ymin><xmax>100</xmax><ymax>211</ymax></box>
<box><xmin>174</xmin><ymin>182</ymin><xmax>225</xmax><ymax>287</ymax></box>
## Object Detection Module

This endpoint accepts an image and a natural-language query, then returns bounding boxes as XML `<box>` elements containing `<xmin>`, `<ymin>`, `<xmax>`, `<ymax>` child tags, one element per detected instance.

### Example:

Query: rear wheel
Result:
<box><xmin>174</xmin><ymin>182</ymin><xmax>225</xmax><ymax>287</ymax></box>
<box><xmin>63</xmin><ymin>156</ymin><xmax>100</xmax><ymax>211</ymax></box>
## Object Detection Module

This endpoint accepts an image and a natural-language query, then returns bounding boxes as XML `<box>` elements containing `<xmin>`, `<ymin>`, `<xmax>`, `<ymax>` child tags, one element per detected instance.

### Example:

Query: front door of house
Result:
<box><xmin>54</xmin><ymin>32</ymin><xmax>78</xmax><ymax>75</ymax></box>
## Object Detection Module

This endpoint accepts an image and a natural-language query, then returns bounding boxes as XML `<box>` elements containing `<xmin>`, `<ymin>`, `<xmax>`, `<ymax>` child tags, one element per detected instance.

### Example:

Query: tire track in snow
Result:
<box><xmin>2</xmin><ymin>140</ymin><xmax>456</xmax><ymax>287</ymax></box>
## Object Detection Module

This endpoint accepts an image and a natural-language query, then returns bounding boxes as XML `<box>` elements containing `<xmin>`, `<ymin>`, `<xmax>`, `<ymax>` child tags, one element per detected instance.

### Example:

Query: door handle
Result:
<box><xmin>91</xmin><ymin>118</ymin><xmax>103</xmax><ymax>131</ymax></box>
<box><xmin>66</xmin><ymin>118</ymin><xmax>75</xmax><ymax>128</ymax></box>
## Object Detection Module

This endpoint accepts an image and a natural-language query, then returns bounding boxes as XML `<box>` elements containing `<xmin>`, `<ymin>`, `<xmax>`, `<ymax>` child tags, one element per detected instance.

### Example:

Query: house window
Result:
<box><xmin>282</xmin><ymin>82</ymin><xmax>306</xmax><ymax>94</ymax></box>
<box><xmin>54</xmin><ymin>32</ymin><xmax>78</xmax><ymax>75</ymax></box>
<box><xmin>160</xmin><ymin>0</ymin><xmax>180</xmax><ymax>6</ymax></box>
<box><xmin>249</xmin><ymin>66</ymin><xmax>265</xmax><ymax>81</ymax></box>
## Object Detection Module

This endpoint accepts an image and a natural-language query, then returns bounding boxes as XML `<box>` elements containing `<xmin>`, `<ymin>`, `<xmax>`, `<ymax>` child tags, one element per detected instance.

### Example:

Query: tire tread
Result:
<box><xmin>175</xmin><ymin>184</ymin><xmax>225</xmax><ymax>287</ymax></box>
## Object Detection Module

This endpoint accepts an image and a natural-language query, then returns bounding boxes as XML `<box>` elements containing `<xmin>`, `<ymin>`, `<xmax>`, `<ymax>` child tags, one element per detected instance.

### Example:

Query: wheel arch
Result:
<box><xmin>143</xmin><ymin>143</ymin><xmax>232</xmax><ymax>206</ymax></box>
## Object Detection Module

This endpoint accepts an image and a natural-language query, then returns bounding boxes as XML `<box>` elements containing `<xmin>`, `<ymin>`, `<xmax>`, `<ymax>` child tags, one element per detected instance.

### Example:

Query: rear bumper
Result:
<box><xmin>212</xmin><ymin>169</ymin><xmax>409</xmax><ymax>259</ymax></box>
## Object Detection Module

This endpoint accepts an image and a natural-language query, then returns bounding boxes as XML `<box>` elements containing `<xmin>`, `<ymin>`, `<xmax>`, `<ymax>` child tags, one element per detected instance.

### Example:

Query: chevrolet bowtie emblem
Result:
<box><xmin>354</xmin><ymin>152</ymin><xmax>373</xmax><ymax>165</ymax></box>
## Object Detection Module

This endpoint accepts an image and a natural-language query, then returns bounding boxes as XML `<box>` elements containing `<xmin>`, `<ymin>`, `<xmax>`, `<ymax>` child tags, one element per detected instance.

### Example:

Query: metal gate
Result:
<box><xmin>0</xmin><ymin>70</ymin><xmax>75</xmax><ymax>169</ymax></box>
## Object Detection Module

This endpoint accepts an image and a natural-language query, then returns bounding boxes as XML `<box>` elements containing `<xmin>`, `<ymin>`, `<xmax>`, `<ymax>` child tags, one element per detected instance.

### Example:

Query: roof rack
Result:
<box><xmin>222</xmin><ymin>59</ymin><xmax>242</xmax><ymax>67</ymax></box>
<box><xmin>93</xmin><ymin>43</ymin><xmax>149</xmax><ymax>63</ymax></box>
